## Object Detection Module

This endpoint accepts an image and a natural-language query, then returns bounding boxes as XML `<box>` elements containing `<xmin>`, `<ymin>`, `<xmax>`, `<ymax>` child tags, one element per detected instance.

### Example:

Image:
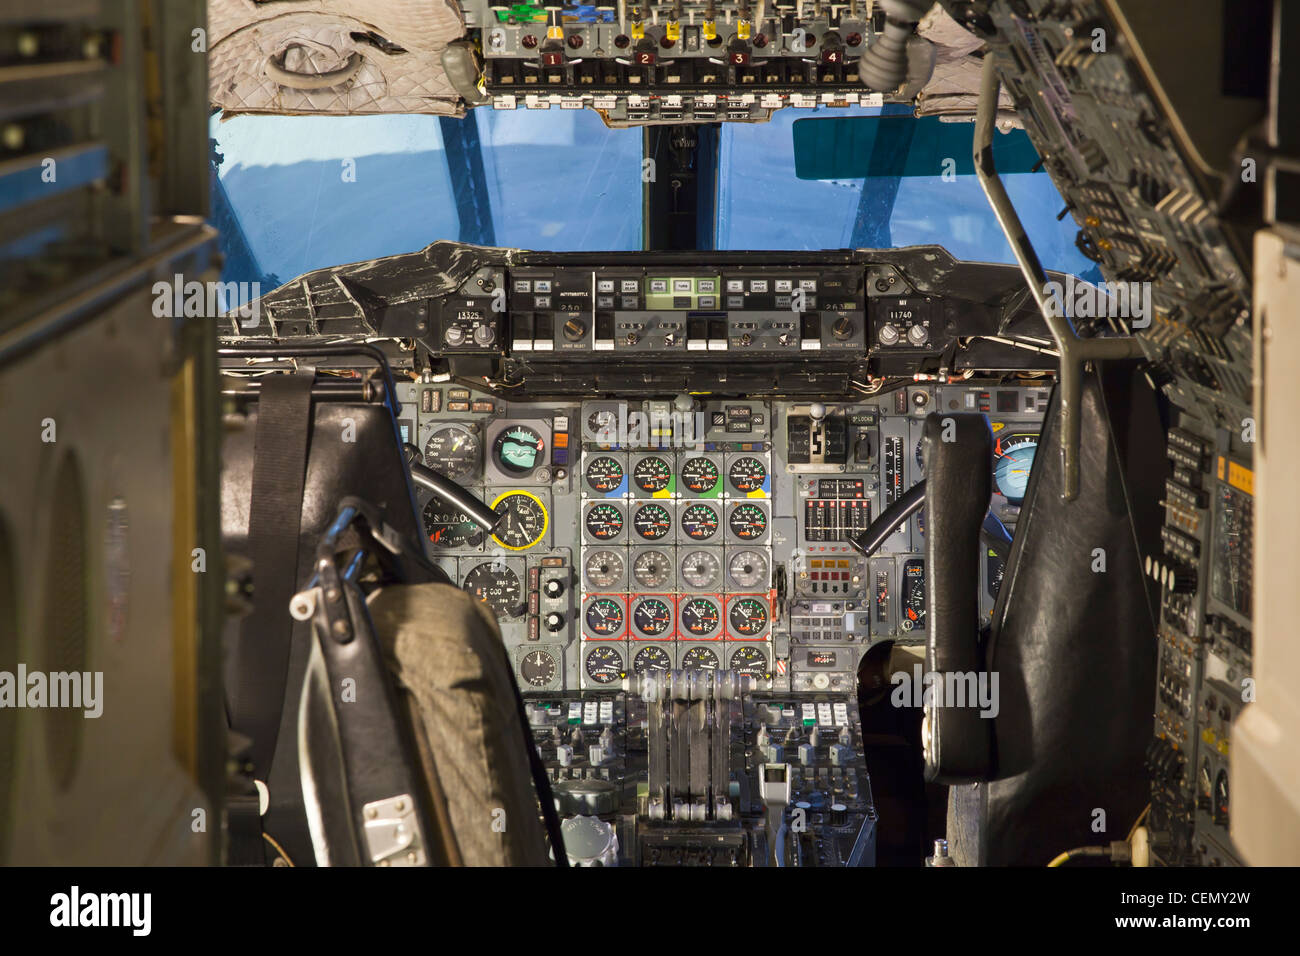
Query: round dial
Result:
<box><xmin>680</xmin><ymin>550</ymin><xmax>721</xmax><ymax>589</ymax></box>
<box><xmin>584</xmin><ymin>455</ymin><xmax>624</xmax><ymax>493</ymax></box>
<box><xmin>463</xmin><ymin>562</ymin><xmax>524</xmax><ymax>619</ymax></box>
<box><xmin>519</xmin><ymin>649</ymin><xmax>557</xmax><ymax>688</ymax></box>
<box><xmin>584</xmin><ymin>597</ymin><xmax>624</xmax><ymax>636</ymax></box>
<box><xmin>728</xmin><ymin>503</ymin><xmax>768</xmax><ymax>540</ymax></box>
<box><xmin>632</xmin><ymin>456</ymin><xmax>673</xmax><ymax>493</ymax></box>
<box><xmin>493</xmin><ymin>424</ymin><xmax>546</xmax><ymax>475</ymax></box>
<box><xmin>680</xmin><ymin>646</ymin><xmax>719</xmax><ymax>671</ymax></box>
<box><xmin>423</xmin><ymin>425</ymin><xmax>480</xmax><ymax>481</ymax></box>
<box><xmin>422</xmin><ymin>502</ymin><xmax>483</xmax><ymax>548</ymax></box>
<box><xmin>584</xmin><ymin>502</ymin><xmax>624</xmax><ymax>540</ymax></box>
<box><xmin>584</xmin><ymin>645</ymin><xmax>624</xmax><ymax>684</ymax></box>
<box><xmin>993</xmin><ymin>432</ymin><xmax>1038</xmax><ymax>502</ymax></box>
<box><xmin>489</xmin><ymin>491</ymin><xmax>548</xmax><ymax>550</ymax></box>
<box><xmin>632</xmin><ymin>502</ymin><xmax>673</xmax><ymax>540</ymax></box>
<box><xmin>584</xmin><ymin>550</ymin><xmax>624</xmax><ymax>589</ymax></box>
<box><xmin>633</xmin><ymin>597</ymin><xmax>673</xmax><ymax>636</ymax></box>
<box><xmin>587</xmin><ymin>408</ymin><xmax>617</xmax><ymax>438</ymax></box>
<box><xmin>728</xmin><ymin>456</ymin><xmax>767</xmax><ymax>494</ymax></box>
<box><xmin>679</xmin><ymin>503</ymin><xmax>720</xmax><ymax>541</ymax></box>
<box><xmin>728</xmin><ymin>550</ymin><xmax>768</xmax><ymax>589</ymax></box>
<box><xmin>680</xmin><ymin>457</ymin><xmax>720</xmax><ymax>494</ymax></box>
<box><xmin>679</xmin><ymin>597</ymin><xmax>721</xmax><ymax>637</ymax></box>
<box><xmin>729</xmin><ymin>645</ymin><xmax>767</xmax><ymax>678</ymax></box>
<box><xmin>633</xmin><ymin>645</ymin><xmax>672</xmax><ymax>674</ymax></box>
<box><xmin>633</xmin><ymin>550</ymin><xmax>673</xmax><ymax>589</ymax></box>
<box><xmin>729</xmin><ymin>597</ymin><xmax>769</xmax><ymax>636</ymax></box>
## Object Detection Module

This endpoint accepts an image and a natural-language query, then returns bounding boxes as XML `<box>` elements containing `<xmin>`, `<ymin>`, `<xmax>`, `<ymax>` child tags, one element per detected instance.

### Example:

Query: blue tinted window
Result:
<box><xmin>716</xmin><ymin>106</ymin><xmax>1096</xmax><ymax>278</ymax></box>
<box><xmin>474</xmin><ymin>109</ymin><xmax>642</xmax><ymax>251</ymax></box>
<box><xmin>210</xmin><ymin>110</ymin><xmax>642</xmax><ymax>298</ymax></box>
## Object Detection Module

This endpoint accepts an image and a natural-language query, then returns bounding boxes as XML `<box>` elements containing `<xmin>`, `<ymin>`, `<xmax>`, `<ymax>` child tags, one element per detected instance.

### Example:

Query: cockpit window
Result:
<box><xmin>715</xmin><ymin>105</ymin><xmax>1099</xmax><ymax>280</ymax></box>
<box><xmin>210</xmin><ymin>110</ymin><xmax>642</xmax><ymax>296</ymax></box>
<box><xmin>212</xmin><ymin>106</ymin><xmax>1095</xmax><ymax>296</ymax></box>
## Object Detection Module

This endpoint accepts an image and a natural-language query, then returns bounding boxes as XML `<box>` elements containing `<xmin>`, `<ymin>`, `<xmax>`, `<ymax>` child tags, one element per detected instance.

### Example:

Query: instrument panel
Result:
<box><xmin>395</xmin><ymin>380</ymin><xmax>1048</xmax><ymax>697</ymax></box>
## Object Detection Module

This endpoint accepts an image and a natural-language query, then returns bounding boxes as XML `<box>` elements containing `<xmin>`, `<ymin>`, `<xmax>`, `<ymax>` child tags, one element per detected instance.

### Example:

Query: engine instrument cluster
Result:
<box><xmin>395</xmin><ymin>379</ymin><xmax>1048</xmax><ymax>697</ymax></box>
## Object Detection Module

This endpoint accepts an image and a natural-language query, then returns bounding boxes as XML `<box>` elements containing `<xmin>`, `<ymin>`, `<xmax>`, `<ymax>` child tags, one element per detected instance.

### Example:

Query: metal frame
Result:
<box><xmin>972</xmin><ymin>54</ymin><xmax>1144</xmax><ymax>501</ymax></box>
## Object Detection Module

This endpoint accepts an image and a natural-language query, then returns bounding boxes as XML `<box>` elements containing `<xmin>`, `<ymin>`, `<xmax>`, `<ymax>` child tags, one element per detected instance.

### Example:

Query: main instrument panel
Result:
<box><xmin>394</xmin><ymin>379</ymin><xmax>1048</xmax><ymax>697</ymax></box>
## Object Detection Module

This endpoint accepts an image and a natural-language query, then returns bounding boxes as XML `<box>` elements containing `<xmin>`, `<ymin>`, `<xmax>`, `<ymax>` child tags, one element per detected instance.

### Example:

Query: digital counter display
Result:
<box><xmin>806</xmin><ymin>650</ymin><xmax>838</xmax><ymax>668</ymax></box>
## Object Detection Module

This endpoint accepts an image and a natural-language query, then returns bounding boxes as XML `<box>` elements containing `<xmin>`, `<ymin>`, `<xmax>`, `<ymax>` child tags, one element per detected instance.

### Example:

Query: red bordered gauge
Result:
<box><xmin>678</xmin><ymin>596</ymin><xmax>721</xmax><ymax>637</ymax></box>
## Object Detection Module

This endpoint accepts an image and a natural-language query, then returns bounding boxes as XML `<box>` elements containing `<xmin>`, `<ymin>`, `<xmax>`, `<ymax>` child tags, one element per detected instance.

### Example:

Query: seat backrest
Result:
<box><xmin>368</xmin><ymin>584</ymin><xmax>554</xmax><ymax>866</ymax></box>
<box><xmin>948</xmin><ymin>361</ymin><xmax>1164</xmax><ymax>866</ymax></box>
<box><xmin>221</xmin><ymin>376</ymin><xmax>424</xmax><ymax>865</ymax></box>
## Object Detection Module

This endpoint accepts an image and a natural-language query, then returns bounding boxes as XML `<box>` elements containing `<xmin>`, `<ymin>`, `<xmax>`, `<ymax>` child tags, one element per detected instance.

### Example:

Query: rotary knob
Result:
<box><xmin>474</xmin><ymin>324</ymin><xmax>496</xmax><ymax>347</ymax></box>
<box><xmin>877</xmin><ymin>323</ymin><xmax>899</xmax><ymax>345</ymax></box>
<box><xmin>558</xmin><ymin>815</ymin><xmax>619</xmax><ymax>867</ymax></box>
<box><xmin>907</xmin><ymin>323</ymin><xmax>929</xmax><ymax>346</ymax></box>
<box><xmin>563</xmin><ymin>318</ymin><xmax>587</xmax><ymax>341</ymax></box>
<box><xmin>543</xmin><ymin>579</ymin><xmax>565</xmax><ymax>599</ymax></box>
<box><xmin>444</xmin><ymin>326</ymin><xmax>466</xmax><ymax>346</ymax></box>
<box><xmin>832</xmin><ymin>315</ymin><xmax>854</xmax><ymax>340</ymax></box>
<box><xmin>544</xmin><ymin>611</ymin><xmax>565</xmax><ymax>631</ymax></box>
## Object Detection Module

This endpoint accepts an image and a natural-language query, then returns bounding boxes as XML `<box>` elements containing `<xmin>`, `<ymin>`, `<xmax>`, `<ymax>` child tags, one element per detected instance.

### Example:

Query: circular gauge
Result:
<box><xmin>490</xmin><ymin>491</ymin><xmax>548</xmax><ymax>551</ymax></box>
<box><xmin>679</xmin><ymin>596</ymin><xmax>721</xmax><ymax>637</ymax></box>
<box><xmin>584</xmin><ymin>502</ymin><xmax>625</xmax><ymax>540</ymax></box>
<box><xmin>681</xmin><ymin>646</ymin><xmax>720</xmax><ymax>671</ymax></box>
<box><xmin>519</xmin><ymin>649</ymin><xmax>558</xmax><ymax>688</ymax></box>
<box><xmin>680</xmin><ymin>457</ymin><xmax>720</xmax><ymax>494</ymax></box>
<box><xmin>633</xmin><ymin>550</ymin><xmax>673</xmax><ymax>589</ymax></box>
<box><xmin>728</xmin><ymin>456</ymin><xmax>767</xmax><ymax>493</ymax></box>
<box><xmin>680</xmin><ymin>502</ymin><xmax>720</xmax><ymax>541</ymax></box>
<box><xmin>632</xmin><ymin>456</ymin><xmax>673</xmax><ymax>493</ymax></box>
<box><xmin>729</xmin><ymin>645</ymin><xmax>768</xmax><ymax>678</ymax></box>
<box><xmin>632</xmin><ymin>502</ymin><xmax>672</xmax><ymax>540</ymax></box>
<box><xmin>728</xmin><ymin>503</ymin><xmax>768</xmax><ymax>540</ymax></box>
<box><xmin>587</xmin><ymin>408</ymin><xmax>617</xmax><ymax>438</ymax></box>
<box><xmin>584</xmin><ymin>550</ymin><xmax>624</xmax><ymax>589</ymax></box>
<box><xmin>463</xmin><ymin>562</ymin><xmax>524</xmax><ymax>619</ymax></box>
<box><xmin>729</xmin><ymin>596</ymin><xmax>769</xmax><ymax>636</ymax></box>
<box><xmin>424</xmin><ymin>425</ymin><xmax>481</xmax><ymax>481</ymax></box>
<box><xmin>728</xmin><ymin>550</ymin><xmax>768</xmax><ymax>589</ymax></box>
<box><xmin>633</xmin><ymin>645</ymin><xmax>672</xmax><ymax>674</ymax></box>
<box><xmin>493</xmin><ymin>424</ymin><xmax>546</xmax><ymax>475</ymax></box>
<box><xmin>584</xmin><ymin>597</ymin><xmax>624</xmax><ymax>636</ymax></box>
<box><xmin>993</xmin><ymin>432</ymin><xmax>1038</xmax><ymax>503</ymax></box>
<box><xmin>680</xmin><ymin>550</ymin><xmax>722</xmax><ymax>589</ymax></box>
<box><xmin>422</xmin><ymin>502</ymin><xmax>483</xmax><ymax>548</ymax></box>
<box><xmin>633</xmin><ymin>597</ymin><xmax>673</xmax><ymax>636</ymax></box>
<box><xmin>585</xmin><ymin>645</ymin><xmax>624</xmax><ymax>684</ymax></box>
<box><xmin>584</xmin><ymin>455</ymin><xmax>624</xmax><ymax>493</ymax></box>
